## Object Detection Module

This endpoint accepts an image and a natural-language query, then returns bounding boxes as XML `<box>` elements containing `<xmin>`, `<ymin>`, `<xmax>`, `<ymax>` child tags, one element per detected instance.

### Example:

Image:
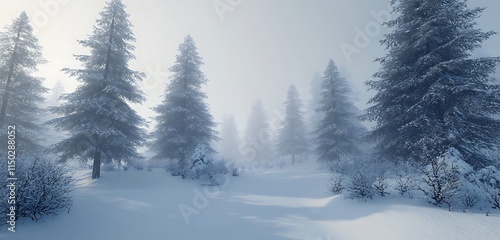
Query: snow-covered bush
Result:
<box><xmin>347</xmin><ymin>168</ymin><xmax>374</xmax><ymax>200</ymax></box>
<box><xmin>329</xmin><ymin>173</ymin><xmax>346</xmax><ymax>194</ymax></box>
<box><xmin>169</xmin><ymin>144</ymin><xmax>231</xmax><ymax>185</ymax></box>
<box><xmin>454</xmin><ymin>163</ymin><xmax>485</xmax><ymax>210</ymax></box>
<box><xmin>477</xmin><ymin>166</ymin><xmax>500</xmax><ymax>209</ymax></box>
<box><xmin>191</xmin><ymin>159</ymin><xmax>229</xmax><ymax>186</ymax></box>
<box><xmin>393</xmin><ymin>163</ymin><xmax>418</xmax><ymax>198</ymax></box>
<box><xmin>187</xmin><ymin>144</ymin><xmax>215</xmax><ymax>177</ymax></box>
<box><xmin>128</xmin><ymin>158</ymin><xmax>145</xmax><ymax>171</ymax></box>
<box><xmin>419</xmin><ymin>149</ymin><xmax>462</xmax><ymax>207</ymax></box>
<box><xmin>395</xmin><ymin>172</ymin><xmax>417</xmax><ymax>198</ymax></box>
<box><xmin>373</xmin><ymin>171</ymin><xmax>389</xmax><ymax>197</ymax></box>
<box><xmin>1</xmin><ymin>155</ymin><xmax>74</xmax><ymax>222</ymax></box>
<box><xmin>417</xmin><ymin>149</ymin><xmax>500</xmax><ymax>210</ymax></box>
<box><xmin>166</xmin><ymin>158</ymin><xmax>185</xmax><ymax>177</ymax></box>
<box><xmin>460</xmin><ymin>189</ymin><xmax>481</xmax><ymax>209</ymax></box>
<box><xmin>230</xmin><ymin>165</ymin><xmax>240</xmax><ymax>177</ymax></box>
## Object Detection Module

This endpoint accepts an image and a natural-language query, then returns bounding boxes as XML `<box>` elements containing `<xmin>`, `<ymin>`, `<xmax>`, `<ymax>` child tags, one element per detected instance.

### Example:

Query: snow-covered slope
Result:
<box><xmin>3</xmin><ymin>162</ymin><xmax>499</xmax><ymax>240</ymax></box>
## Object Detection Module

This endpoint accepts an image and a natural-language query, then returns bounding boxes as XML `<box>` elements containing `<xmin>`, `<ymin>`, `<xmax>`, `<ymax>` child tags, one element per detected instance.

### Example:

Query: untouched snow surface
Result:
<box><xmin>2</xmin><ymin>162</ymin><xmax>499</xmax><ymax>240</ymax></box>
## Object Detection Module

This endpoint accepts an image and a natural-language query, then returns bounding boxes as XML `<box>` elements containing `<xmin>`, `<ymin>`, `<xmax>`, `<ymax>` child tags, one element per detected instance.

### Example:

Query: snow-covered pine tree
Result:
<box><xmin>0</xmin><ymin>12</ymin><xmax>47</xmax><ymax>153</ymax></box>
<box><xmin>218</xmin><ymin>114</ymin><xmax>242</xmax><ymax>162</ymax></box>
<box><xmin>315</xmin><ymin>59</ymin><xmax>364</xmax><ymax>163</ymax></box>
<box><xmin>0</xmin><ymin>15</ymin><xmax>73</xmax><ymax>223</ymax></box>
<box><xmin>363</xmin><ymin>0</ymin><xmax>500</xmax><ymax>168</ymax></box>
<box><xmin>242</xmin><ymin>100</ymin><xmax>273</xmax><ymax>166</ymax></box>
<box><xmin>276</xmin><ymin>84</ymin><xmax>308</xmax><ymax>164</ymax></box>
<box><xmin>49</xmin><ymin>0</ymin><xmax>146</xmax><ymax>179</ymax></box>
<box><xmin>151</xmin><ymin>35</ymin><xmax>218</xmax><ymax>177</ymax></box>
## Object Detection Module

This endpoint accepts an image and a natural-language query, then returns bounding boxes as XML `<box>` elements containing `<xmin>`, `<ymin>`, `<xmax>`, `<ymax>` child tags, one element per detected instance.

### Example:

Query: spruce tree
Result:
<box><xmin>242</xmin><ymin>100</ymin><xmax>273</xmax><ymax>166</ymax></box>
<box><xmin>218</xmin><ymin>114</ymin><xmax>242</xmax><ymax>162</ymax></box>
<box><xmin>276</xmin><ymin>84</ymin><xmax>308</xmax><ymax>164</ymax></box>
<box><xmin>0</xmin><ymin>12</ymin><xmax>47</xmax><ymax>152</ymax></box>
<box><xmin>363</xmin><ymin>0</ymin><xmax>500</xmax><ymax>168</ymax></box>
<box><xmin>315</xmin><ymin>59</ymin><xmax>363</xmax><ymax>163</ymax></box>
<box><xmin>49</xmin><ymin>0</ymin><xmax>146</xmax><ymax>179</ymax></box>
<box><xmin>151</xmin><ymin>35</ymin><xmax>218</xmax><ymax>176</ymax></box>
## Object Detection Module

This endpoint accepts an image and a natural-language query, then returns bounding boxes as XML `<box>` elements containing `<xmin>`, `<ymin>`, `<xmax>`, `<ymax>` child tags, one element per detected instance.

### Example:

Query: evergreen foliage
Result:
<box><xmin>49</xmin><ymin>0</ymin><xmax>146</xmax><ymax>179</ymax></box>
<box><xmin>151</xmin><ymin>35</ymin><xmax>218</xmax><ymax>176</ymax></box>
<box><xmin>276</xmin><ymin>84</ymin><xmax>308</xmax><ymax>164</ymax></box>
<box><xmin>364</xmin><ymin>0</ymin><xmax>500</xmax><ymax>168</ymax></box>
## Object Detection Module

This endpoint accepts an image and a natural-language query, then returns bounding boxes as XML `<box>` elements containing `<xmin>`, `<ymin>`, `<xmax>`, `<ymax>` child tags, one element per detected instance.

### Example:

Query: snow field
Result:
<box><xmin>3</xmin><ymin>162</ymin><xmax>499</xmax><ymax>240</ymax></box>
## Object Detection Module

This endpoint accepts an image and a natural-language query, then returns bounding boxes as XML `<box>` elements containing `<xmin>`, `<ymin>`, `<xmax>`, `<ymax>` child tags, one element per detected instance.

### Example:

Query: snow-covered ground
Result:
<box><xmin>3</xmin><ymin>162</ymin><xmax>499</xmax><ymax>240</ymax></box>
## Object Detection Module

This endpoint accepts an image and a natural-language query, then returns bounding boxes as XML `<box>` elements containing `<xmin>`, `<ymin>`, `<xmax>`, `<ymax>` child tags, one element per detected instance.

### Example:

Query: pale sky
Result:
<box><xmin>1</xmin><ymin>0</ymin><xmax>500</xmax><ymax>132</ymax></box>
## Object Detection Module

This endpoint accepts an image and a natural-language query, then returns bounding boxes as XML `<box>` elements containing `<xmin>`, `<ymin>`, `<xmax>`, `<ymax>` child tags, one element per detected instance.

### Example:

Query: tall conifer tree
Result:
<box><xmin>50</xmin><ymin>0</ymin><xmax>146</xmax><ymax>179</ymax></box>
<box><xmin>315</xmin><ymin>60</ymin><xmax>363</xmax><ymax>163</ymax></box>
<box><xmin>276</xmin><ymin>85</ymin><xmax>308</xmax><ymax>164</ymax></box>
<box><xmin>364</xmin><ymin>0</ymin><xmax>500</xmax><ymax>168</ymax></box>
<box><xmin>0</xmin><ymin>12</ymin><xmax>47</xmax><ymax>153</ymax></box>
<box><xmin>151</xmin><ymin>35</ymin><xmax>218</xmax><ymax>176</ymax></box>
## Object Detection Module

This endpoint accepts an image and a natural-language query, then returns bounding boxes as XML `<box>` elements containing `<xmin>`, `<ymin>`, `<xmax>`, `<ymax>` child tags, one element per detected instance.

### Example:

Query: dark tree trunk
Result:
<box><xmin>92</xmin><ymin>149</ymin><xmax>102</xmax><ymax>179</ymax></box>
<box><xmin>91</xmin><ymin>13</ymin><xmax>115</xmax><ymax>180</ymax></box>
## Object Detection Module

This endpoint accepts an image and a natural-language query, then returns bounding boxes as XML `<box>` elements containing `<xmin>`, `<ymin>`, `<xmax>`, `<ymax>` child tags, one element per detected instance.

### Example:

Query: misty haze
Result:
<box><xmin>0</xmin><ymin>0</ymin><xmax>499</xmax><ymax>239</ymax></box>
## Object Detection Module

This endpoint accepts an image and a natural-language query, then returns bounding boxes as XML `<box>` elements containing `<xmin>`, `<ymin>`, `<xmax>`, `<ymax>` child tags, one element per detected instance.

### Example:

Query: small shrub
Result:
<box><xmin>460</xmin><ymin>189</ymin><xmax>480</xmax><ymax>209</ymax></box>
<box><xmin>419</xmin><ymin>150</ymin><xmax>461</xmax><ymax>207</ymax></box>
<box><xmin>231</xmin><ymin>166</ymin><xmax>240</xmax><ymax>177</ymax></box>
<box><xmin>395</xmin><ymin>173</ymin><xmax>417</xmax><ymax>198</ymax></box>
<box><xmin>373</xmin><ymin>171</ymin><xmax>389</xmax><ymax>197</ymax></box>
<box><xmin>166</xmin><ymin>159</ymin><xmax>184</xmax><ymax>177</ymax></box>
<box><xmin>180</xmin><ymin>144</ymin><xmax>230</xmax><ymax>185</ymax></box>
<box><xmin>347</xmin><ymin>170</ymin><xmax>374</xmax><ymax>200</ymax></box>
<box><xmin>1</xmin><ymin>155</ymin><xmax>74</xmax><ymax>222</ymax></box>
<box><xmin>329</xmin><ymin>173</ymin><xmax>345</xmax><ymax>194</ymax></box>
<box><xmin>477</xmin><ymin>166</ymin><xmax>500</xmax><ymax>209</ymax></box>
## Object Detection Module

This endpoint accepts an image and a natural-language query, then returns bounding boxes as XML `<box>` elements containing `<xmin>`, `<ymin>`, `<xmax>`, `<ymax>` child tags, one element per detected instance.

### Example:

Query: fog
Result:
<box><xmin>2</xmin><ymin>0</ymin><xmax>500</xmax><ymax>131</ymax></box>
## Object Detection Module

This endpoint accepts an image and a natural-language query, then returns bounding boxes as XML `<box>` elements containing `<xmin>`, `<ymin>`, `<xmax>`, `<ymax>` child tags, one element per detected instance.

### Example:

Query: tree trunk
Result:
<box><xmin>0</xmin><ymin>26</ymin><xmax>22</xmax><ymax>123</ymax></box>
<box><xmin>92</xmin><ymin>149</ymin><xmax>102</xmax><ymax>179</ymax></box>
<box><xmin>91</xmin><ymin>13</ymin><xmax>115</xmax><ymax>180</ymax></box>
